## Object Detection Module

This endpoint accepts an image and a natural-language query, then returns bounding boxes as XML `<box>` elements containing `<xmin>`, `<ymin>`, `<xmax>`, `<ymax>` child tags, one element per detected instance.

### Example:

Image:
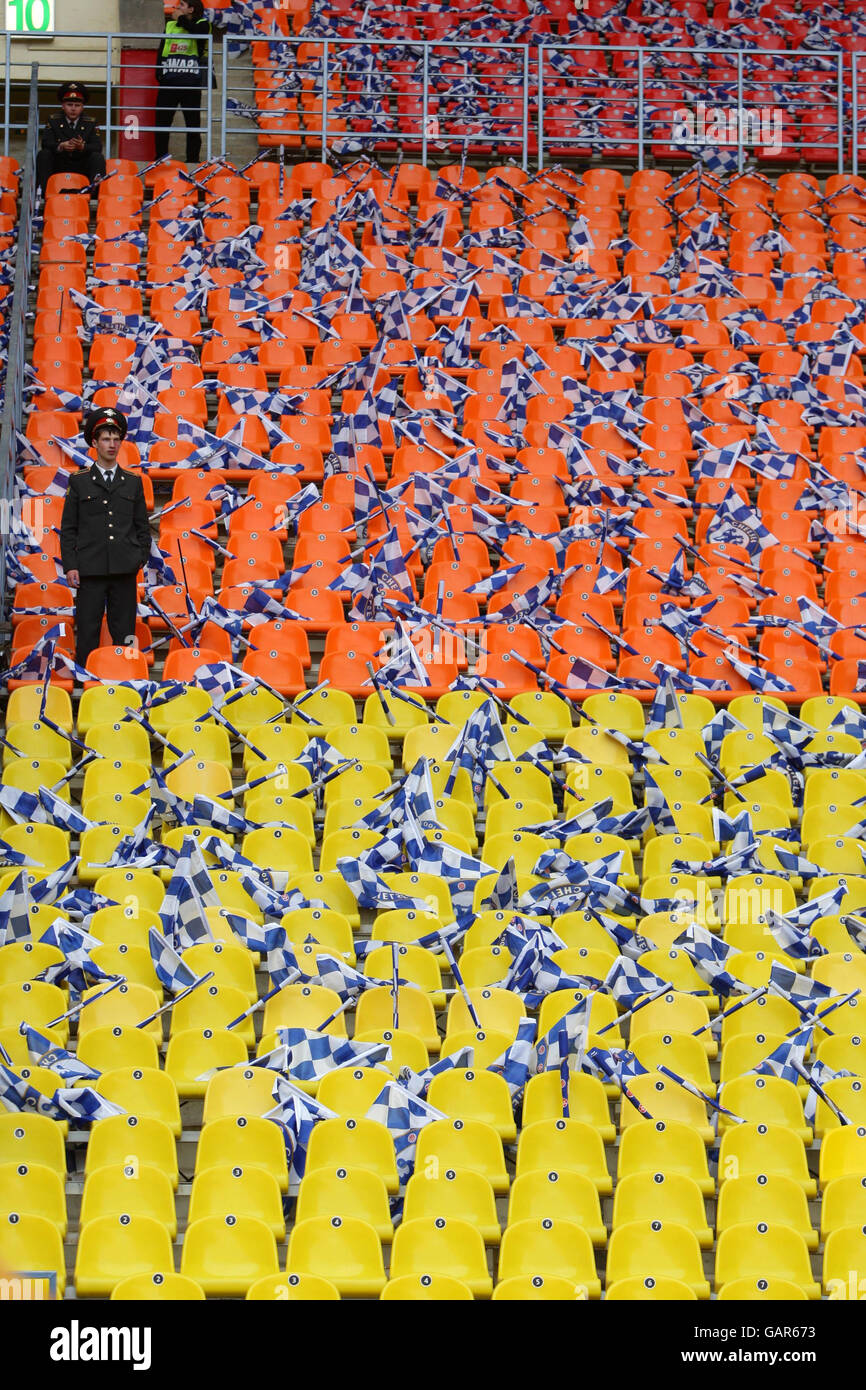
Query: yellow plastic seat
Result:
<box><xmin>537</xmin><ymin>989</ymin><xmax>623</xmax><ymax>1046</ymax></box>
<box><xmin>481</xmin><ymin>830</ymin><xmax>551</xmax><ymax>875</ymax></box>
<box><xmin>362</xmin><ymin>690</ymin><xmax>426</xmax><ymax>738</ymax></box>
<box><xmin>822</xmin><ymin>1175</ymin><xmax>866</xmax><ymax>1240</ymax></box>
<box><xmin>295</xmin><ymin>1167</ymin><xmax>393</xmax><ymax>1242</ymax></box>
<box><xmin>84</xmin><ymin>718</ymin><xmax>150</xmax><ymax>762</ymax></box>
<box><xmin>86</xmin><ymin>1115</ymin><xmax>179</xmax><ymax>1189</ymax></box>
<box><xmin>0</xmin><ymin>1211</ymin><xmax>66</xmax><ymax>1296</ymax></box>
<box><xmin>90</xmin><ymin>943</ymin><xmax>161</xmax><ymax>993</ymax></box>
<box><xmin>163</xmin><ymin>1028</ymin><xmax>248</xmax><ymax>1100</ymax></box>
<box><xmin>631</xmin><ymin>1032</ymin><xmax>716</xmax><ymax>1092</ymax></box>
<box><xmin>364</xmin><ymin>943</ymin><xmax>446</xmax><ymax>1009</ymax></box>
<box><xmin>89</xmin><ymin>905</ymin><xmax>164</xmax><ymax>952</ymax></box>
<box><xmin>354</xmin><ymin>1028</ymin><xmax>429</xmax><ymax>1077</ymax></box>
<box><xmin>281</xmin><ymin>907</ymin><xmax>355</xmax><ymax>961</ymax></box>
<box><xmin>427</xmin><ymin>1068</ymin><xmax>517</xmax><ymax>1142</ymax></box>
<box><xmin>717</xmin><ymin>1173</ymin><xmax>816</xmax><ymax>1250</ymax></box>
<box><xmin>182</xmin><ymin>942</ymin><xmax>259</xmax><ymax>1005</ymax></box>
<box><xmin>246</xmin><ymin>1272</ymin><xmax>340</xmax><ymax>1300</ymax></box>
<box><xmin>824</xmin><ymin>1224</ymin><xmax>866</xmax><ymax>1299</ymax></box>
<box><xmin>165</xmin><ymin>720</ymin><xmax>233</xmax><ymax>767</ymax></box>
<box><xmin>371</xmin><ymin>908</ymin><xmax>446</xmax><ymax>950</ymax></box>
<box><xmin>718</xmin><ymin>1276</ymin><xmax>807</xmax><ymax>1300</ymax></box>
<box><xmin>720</xmin><ymin>1123</ymin><xmax>816</xmax><ymax>1195</ymax></box>
<box><xmin>0</xmin><ymin>1160</ymin><xmax>67</xmax><ymax>1236</ymax></box>
<box><xmin>0</xmin><ymin>980</ymin><xmax>68</xmax><ymax>1045</ymax></box>
<box><xmin>617</xmin><ymin>1119</ymin><xmax>714</xmax><ymax>1196</ymax></box>
<box><xmin>80</xmin><ymin>1162</ymin><xmax>177</xmax><ymax>1239</ymax></box>
<box><xmin>521</xmin><ymin>1073</ymin><xmax>614</xmax><ymax>1143</ymax></box>
<box><xmin>262</xmin><ymin>982</ymin><xmax>346</xmax><ymax>1041</ymax></box>
<box><xmin>516</xmin><ymin>1119</ymin><xmax>612</xmax><ymax>1195</ymax></box>
<box><xmin>715</xmin><ymin>1221</ymin><xmax>819</xmax><ymax>1297</ymax></box>
<box><xmin>606</xmin><ymin>1275</ymin><xmax>697</xmax><ymax>1300</ymax></box>
<box><xmin>403</xmin><ymin>1169</ymin><xmax>500</xmax><ymax>1244</ymax></box>
<box><xmin>200</xmin><ymin>1061</ymin><xmax>276</xmax><ymax>1128</ymax></box>
<box><xmin>511</xmin><ymin>690</ymin><xmax>572</xmax><ymax>739</ymax></box>
<box><xmin>242</xmin><ymin>827</ymin><xmax>313</xmax><ymax>878</ymax></box>
<box><xmin>612</xmin><ymin>1172</ymin><xmax>712</xmax><ymax>1247</ymax></box>
<box><xmin>819</xmin><ymin>1124</ymin><xmax>866</xmax><ymax>1190</ymax></box>
<box><xmin>96</xmin><ymin>1067</ymin><xmax>181</xmax><ymax>1137</ymax></box>
<box><xmin>720</xmin><ymin>992</ymin><xmax>801</xmax><ymax>1046</ymax></box>
<box><xmin>415</xmin><ymin>1118</ymin><xmax>509</xmax><ymax>1194</ymax></box>
<box><xmin>606</xmin><ymin>1218</ymin><xmax>710</xmax><ymax>1298</ymax></box>
<box><xmin>181</xmin><ymin>1213</ymin><xmax>279</xmax><ymax>1295</ymax></box>
<box><xmin>484</xmin><ymin>796</ymin><xmax>552</xmax><ymax>842</ymax></box>
<box><xmin>354</xmin><ymin>986</ymin><xmax>439</xmax><ymax>1053</ymax></box>
<box><xmin>306</xmin><ymin>1117</ymin><xmax>399</xmax><ymax>1193</ymax></box>
<box><xmin>0</xmin><ymin>942</ymin><xmax>64</xmax><ymax>988</ymax></box>
<box><xmin>389</xmin><ymin>1215</ymin><xmax>493</xmax><ymax>1297</ymax></box>
<box><xmin>209</xmin><ymin>869</ymin><xmax>264</xmax><ymax>923</ymax></box>
<box><xmin>0</xmin><ymin>1112</ymin><xmax>65</xmax><ymax>1177</ymax></box>
<box><xmin>75</xmin><ymin>1213</ymin><xmax>174</xmax><ymax>1297</ymax></box>
<box><xmin>243</xmin><ymin>721</ymin><xmax>309</xmax><ymax>770</ymax></box>
<box><xmin>94</xmin><ymin>869</ymin><xmax>165</xmax><ymax>915</ymax></box>
<box><xmin>287</xmin><ymin>1215</ymin><xmax>386</xmax><ymax>1296</ymax></box>
<box><xmin>111</xmin><ymin>1271</ymin><xmax>205</xmax><ymax>1300</ymax></box>
<box><xmin>492</xmin><ymin>1273</ymin><xmax>589</xmax><ymax>1300</ymax></box>
<box><xmin>506</xmin><ymin>1169</ymin><xmax>606</xmax><ymax>1246</ymax></box>
<box><xmin>81</xmin><ymin>757</ymin><xmax>151</xmax><ymax>809</ymax></box>
<box><xmin>3</xmin><ymin>723</ymin><xmax>72</xmax><ymax>770</ymax></box>
<box><xmin>498</xmin><ymin>1217</ymin><xmax>601</xmax><ymax>1297</ymax></box>
<box><xmin>171</xmin><ymin>982</ymin><xmax>255</xmax><ymax>1048</ymax></box>
<box><xmin>381</xmin><ymin>1273</ymin><xmax>473</xmax><ymax>1300</ymax></box>
<box><xmin>629</xmin><ymin>990</ymin><xmax>715</xmax><ymax>1057</ymax></box>
<box><xmin>76</xmin><ymin>981</ymin><xmax>162</xmax><ymax>1045</ymax></box>
<box><xmin>618</xmin><ymin>1074</ymin><xmax>713</xmax><ymax>1146</ymax></box>
<box><xmin>457</xmin><ymin>945</ymin><xmax>512</xmax><ymax>990</ymax></box>
<box><xmin>718</xmin><ymin>1076</ymin><xmax>811</xmax><ymax>1143</ymax></box>
<box><xmin>483</xmin><ymin>759</ymin><xmax>555</xmax><ymax>810</ymax></box>
<box><xmin>195</xmin><ymin>1115</ymin><xmax>289</xmax><ymax>1192</ymax></box>
<box><xmin>445</xmin><ymin>986</ymin><xmax>525</xmax><ymax>1044</ymax></box>
<box><xmin>188</xmin><ymin>1164</ymin><xmax>286</xmax><ymax>1240</ymax></box>
<box><xmin>315</xmin><ymin>1068</ymin><xmax>392</xmax><ymax>1117</ymax></box>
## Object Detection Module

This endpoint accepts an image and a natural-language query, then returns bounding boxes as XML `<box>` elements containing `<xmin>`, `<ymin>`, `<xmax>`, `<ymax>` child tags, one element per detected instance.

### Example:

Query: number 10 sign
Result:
<box><xmin>5</xmin><ymin>0</ymin><xmax>54</xmax><ymax>32</ymax></box>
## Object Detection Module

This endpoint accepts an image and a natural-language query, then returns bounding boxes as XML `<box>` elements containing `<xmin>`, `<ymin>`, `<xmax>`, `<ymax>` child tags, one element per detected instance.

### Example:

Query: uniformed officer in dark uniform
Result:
<box><xmin>59</xmin><ymin>407</ymin><xmax>151</xmax><ymax>669</ymax></box>
<box><xmin>36</xmin><ymin>81</ymin><xmax>106</xmax><ymax>194</ymax></box>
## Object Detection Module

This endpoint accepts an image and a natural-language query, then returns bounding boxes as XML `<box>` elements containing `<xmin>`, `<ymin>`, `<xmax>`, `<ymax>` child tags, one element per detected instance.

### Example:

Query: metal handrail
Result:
<box><xmin>0</xmin><ymin>33</ymin><xmax>859</xmax><ymax>175</ymax></box>
<box><xmin>0</xmin><ymin>62</ymin><xmax>39</xmax><ymax>604</ymax></box>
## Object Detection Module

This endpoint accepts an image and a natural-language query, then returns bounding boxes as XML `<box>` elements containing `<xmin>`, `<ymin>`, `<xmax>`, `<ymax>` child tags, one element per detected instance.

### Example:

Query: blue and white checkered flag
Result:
<box><xmin>750</xmin><ymin>1028</ymin><xmax>813</xmax><ymax>1085</ymax></box>
<box><xmin>0</xmin><ymin>1064</ymin><xmax>69</xmax><ymax>1119</ymax></box>
<box><xmin>54</xmin><ymin>1087</ymin><xmax>127</xmax><ymax>1124</ymax></box>
<box><xmin>769</xmin><ymin>961</ymin><xmax>833</xmax><ymax>1005</ymax></box>
<box><xmin>532</xmin><ymin>998</ymin><xmax>591</xmax><ymax>1074</ymax></box>
<box><xmin>265</xmin><ymin>1075</ymin><xmax>338</xmax><ymax>1190</ymax></box>
<box><xmin>485</xmin><ymin>1016</ymin><xmax>537</xmax><ymax>1101</ymax></box>
<box><xmin>274</xmin><ymin>1028</ymin><xmax>391</xmax><ymax>1084</ymax></box>
<box><xmin>147</xmin><ymin>927</ymin><xmax>200</xmax><ymax>993</ymax></box>
<box><xmin>604</xmin><ymin>956</ymin><xmax>673</xmax><ymax>1010</ymax></box>
<box><xmin>0</xmin><ymin>870</ymin><xmax>33</xmax><ymax>945</ymax></box>
<box><xmin>19</xmin><ymin>1024</ymin><xmax>100</xmax><ymax>1083</ymax></box>
<box><xmin>675</xmin><ymin>922</ymin><xmax>747</xmax><ymax>997</ymax></box>
<box><xmin>159</xmin><ymin>836</ymin><xmax>219</xmax><ymax>950</ymax></box>
<box><xmin>396</xmin><ymin>1046</ymin><xmax>475</xmax><ymax>1098</ymax></box>
<box><xmin>365</xmin><ymin>1079</ymin><xmax>446</xmax><ymax>1188</ymax></box>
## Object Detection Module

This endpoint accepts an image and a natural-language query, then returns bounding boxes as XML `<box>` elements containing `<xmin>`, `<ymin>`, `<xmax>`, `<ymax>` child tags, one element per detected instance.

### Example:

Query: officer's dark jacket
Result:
<box><xmin>40</xmin><ymin>114</ymin><xmax>103</xmax><ymax>158</ymax></box>
<box><xmin>60</xmin><ymin>466</ymin><xmax>151</xmax><ymax>576</ymax></box>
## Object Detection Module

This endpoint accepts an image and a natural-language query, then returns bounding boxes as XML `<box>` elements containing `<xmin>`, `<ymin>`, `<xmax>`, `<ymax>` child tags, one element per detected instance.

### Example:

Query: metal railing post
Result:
<box><xmin>3</xmin><ymin>34</ymin><xmax>11</xmax><ymax>159</ymax></box>
<box><xmin>0</xmin><ymin>64</ymin><xmax>39</xmax><ymax>602</ymax></box>
<box><xmin>220</xmin><ymin>34</ymin><xmax>228</xmax><ymax>157</ymax></box>
<box><xmin>321</xmin><ymin>39</ymin><xmax>329</xmax><ymax>161</ymax></box>
<box><xmin>537</xmin><ymin>45</ymin><xmax>544</xmax><ymax>170</ymax></box>
<box><xmin>855</xmin><ymin>53</ymin><xmax>860</xmax><ymax>181</ymax></box>
<box><xmin>205</xmin><ymin>30</ymin><xmax>213</xmax><ymax>161</ymax></box>
<box><xmin>736</xmin><ymin>48</ymin><xmax>744</xmax><ymax>173</ymax></box>
<box><xmin>105</xmin><ymin>34</ymin><xmax>113</xmax><ymax>160</ymax></box>
<box><xmin>637</xmin><ymin>47</ymin><xmax>645</xmax><ymax>170</ymax></box>
<box><xmin>422</xmin><ymin>44</ymin><xmax>429</xmax><ymax>167</ymax></box>
<box><xmin>838</xmin><ymin>50</ymin><xmax>845</xmax><ymax>177</ymax></box>
<box><xmin>521</xmin><ymin>44</ymin><xmax>529</xmax><ymax>172</ymax></box>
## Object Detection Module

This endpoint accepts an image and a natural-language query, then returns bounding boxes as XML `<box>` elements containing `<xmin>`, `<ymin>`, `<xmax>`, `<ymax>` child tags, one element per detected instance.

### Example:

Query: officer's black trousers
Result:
<box><xmin>36</xmin><ymin>149</ymin><xmax>106</xmax><ymax>193</ymax></box>
<box><xmin>153</xmin><ymin>82</ymin><xmax>203</xmax><ymax>164</ymax></box>
<box><xmin>74</xmin><ymin>573</ymin><xmax>138</xmax><ymax>669</ymax></box>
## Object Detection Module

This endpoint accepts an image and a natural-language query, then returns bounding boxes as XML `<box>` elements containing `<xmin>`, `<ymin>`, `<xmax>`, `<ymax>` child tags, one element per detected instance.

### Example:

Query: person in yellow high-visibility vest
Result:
<box><xmin>154</xmin><ymin>0</ymin><xmax>212</xmax><ymax>164</ymax></box>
